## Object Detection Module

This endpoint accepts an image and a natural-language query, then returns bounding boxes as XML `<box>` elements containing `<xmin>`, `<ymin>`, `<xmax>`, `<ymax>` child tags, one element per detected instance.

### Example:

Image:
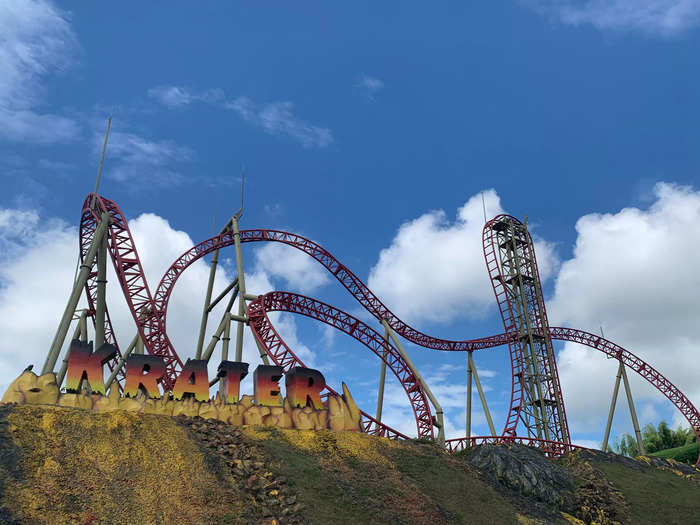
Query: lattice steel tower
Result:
<box><xmin>484</xmin><ymin>215</ymin><xmax>570</xmax><ymax>444</ymax></box>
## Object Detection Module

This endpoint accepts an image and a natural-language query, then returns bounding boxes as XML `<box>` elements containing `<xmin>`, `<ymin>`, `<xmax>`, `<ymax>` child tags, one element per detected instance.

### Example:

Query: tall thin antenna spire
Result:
<box><xmin>241</xmin><ymin>168</ymin><xmax>245</xmax><ymax>216</ymax></box>
<box><xmin>481</xmin><ymin>191</ymin><xmax>487</xmax><ymax>224</ymax></box>
<box><xmin>92</xmin><ymin>117</ymin><xmax>112</xmax><ymax>208</ymax></box>
<box><xmin>235</xmin><ymin>166</ymin><xmax>245</xmax><ymax>219</ymax></box>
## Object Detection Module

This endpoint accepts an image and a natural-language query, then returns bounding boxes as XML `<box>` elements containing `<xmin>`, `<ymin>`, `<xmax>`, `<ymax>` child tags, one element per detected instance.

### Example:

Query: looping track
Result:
<box><xmin>78</xmin><ymin>193</ymin><xmax>700</xmax><ymax>463</ymax></box>
<box><xmin>80</xmin><ymin>195</ymin><xmax>183</xmax><ymax>390</ymax></box>
<box><xmin>246</xmin><ymin>292</ymin><xmax>421</xmax><ymax>439</ymax></box>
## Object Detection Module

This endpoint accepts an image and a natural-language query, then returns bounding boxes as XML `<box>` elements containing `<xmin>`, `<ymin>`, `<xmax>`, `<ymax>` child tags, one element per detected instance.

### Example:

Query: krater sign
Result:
<box><xmin>2</xmin><ymin>339</ymin><xmax>363</xmax><ymax>434</ymax></box>
<box><xmin>65</xmin><ymin>340</ymin><xmax>325</xmax><ymax>408</ymax></box>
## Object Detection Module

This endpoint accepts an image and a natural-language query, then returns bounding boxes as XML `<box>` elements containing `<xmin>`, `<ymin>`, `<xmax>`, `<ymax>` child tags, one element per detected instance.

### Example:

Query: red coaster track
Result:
<box><xmin>78</xmin><ymin>193</ymin><xmax>700</xmax><ymax>463</ymax></box>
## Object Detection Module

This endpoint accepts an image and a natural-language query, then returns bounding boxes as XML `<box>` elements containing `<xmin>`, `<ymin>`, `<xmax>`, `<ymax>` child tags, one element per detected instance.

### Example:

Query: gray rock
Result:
<box><xmin>466</xmin><ymin>443</ymin><xmax>574</xmax><ymax>510</ymax></box>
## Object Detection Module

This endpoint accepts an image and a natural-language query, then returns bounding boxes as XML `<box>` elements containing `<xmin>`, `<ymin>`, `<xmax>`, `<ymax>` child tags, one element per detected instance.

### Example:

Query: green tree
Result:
<box><xmin>611</xmin><ymin>421</ymin><xmax>695</xmax><ymax>457</ymax></box>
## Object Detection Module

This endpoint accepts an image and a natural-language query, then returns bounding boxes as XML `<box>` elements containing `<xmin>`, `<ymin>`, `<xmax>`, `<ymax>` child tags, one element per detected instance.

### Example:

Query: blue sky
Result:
<box><xmin>1</xmin><ymin>1</ymin><xmax>700</xmax><ymax>447</ymax></box>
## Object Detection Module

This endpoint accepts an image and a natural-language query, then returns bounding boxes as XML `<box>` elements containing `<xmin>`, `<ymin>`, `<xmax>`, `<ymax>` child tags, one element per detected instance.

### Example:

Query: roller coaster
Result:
<box><xmin>40</xmin><ymin>191</ymin><xmax>700</xmax><ymax>465</ymax></box>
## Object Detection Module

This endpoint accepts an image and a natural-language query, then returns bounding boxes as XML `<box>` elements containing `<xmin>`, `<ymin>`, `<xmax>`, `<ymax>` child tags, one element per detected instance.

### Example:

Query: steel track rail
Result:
<box><xmin>77</xmin><ymin>194</ymin><xmax>699</xmax><ymax>462</ymax></box>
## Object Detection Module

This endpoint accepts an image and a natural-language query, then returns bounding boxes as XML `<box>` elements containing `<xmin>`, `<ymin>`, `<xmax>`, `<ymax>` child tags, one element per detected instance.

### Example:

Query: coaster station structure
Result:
<box><xmin>39</xmin><ymin>191</ymin><xmax>700</xmax><ymax>464</ymax></box>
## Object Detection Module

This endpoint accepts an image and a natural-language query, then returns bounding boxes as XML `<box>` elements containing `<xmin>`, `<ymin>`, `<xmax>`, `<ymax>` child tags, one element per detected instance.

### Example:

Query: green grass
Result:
<box><xmin>245</xmin><ymin>428</ymin><xmax>522</xmax><ymax>525</ymax></box>
<box><xmin>592</xmin><ymin>459</ymin><xmax>699</xmax><ymax>525</ymax></box>
<box><xmin>649</xmin><ymin>442</ymin><xmax>699</xmax><ymax>464</ymax></box>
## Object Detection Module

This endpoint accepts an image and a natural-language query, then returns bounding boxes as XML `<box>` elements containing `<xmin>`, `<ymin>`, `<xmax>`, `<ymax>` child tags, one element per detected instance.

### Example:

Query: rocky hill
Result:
<box><xmin>0</xmin><ymin>404</ymin><xmax>698</xmax><ymax>524</ymax></box>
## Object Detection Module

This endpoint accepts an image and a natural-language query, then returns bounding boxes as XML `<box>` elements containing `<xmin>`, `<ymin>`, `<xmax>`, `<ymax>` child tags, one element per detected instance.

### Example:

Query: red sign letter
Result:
<box><xmin>124</xmin><ymin>355</ymin><xmax>166</xmax><ymax>399</ymax></box>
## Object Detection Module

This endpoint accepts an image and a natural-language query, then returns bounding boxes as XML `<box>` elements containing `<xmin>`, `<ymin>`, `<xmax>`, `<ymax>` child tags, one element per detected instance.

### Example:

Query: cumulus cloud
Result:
<box><xmin>0</xmin><ymin>207</ymin><xmax>314</xmax><ymax>396</ymax></box>
<box><xmin>0</xmin><ymin>0</ymin><xmax>81</xmax><ymax>142</ymax></box>
<box><xmin>355</xmin><ymin>74</ymin><xmax>384</xmax><ymax>101</ymax></box>
<box><xmin>367</xmin><ymin>189</ymin><xmax>559</xmax><ymax>325</ymax></box>
<box><xmin>149</xmin><ymin>85</ymin><xmax>333</xmax><ymax>149</ymax></box>
<box><xmin>548</xmin><ymin>182</ymin><xmax>700</xmax><ymax>435</ymax></box>
<box><xmin>526</xmin><ymin>0</ymin><xmax>700</xmax><ymax>36</ymax></box>
<box><xmin>253</xmin><ymin>243</ymin><xmax>330</xmax><ymax>294</ymax></box>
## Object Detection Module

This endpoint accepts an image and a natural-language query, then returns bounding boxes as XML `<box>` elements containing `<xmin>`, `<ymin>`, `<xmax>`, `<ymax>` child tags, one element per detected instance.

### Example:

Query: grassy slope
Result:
<box><xmin>588</xmin><ymin>457</ymin><xmax>699</xmax><ymax>525</ymax></box>
<box><xmin>1</xmin><ymin>404</ymin><xmax>699</xmax><ymax>524</ymax></box>
<box><xmin>242</xmin><ymin>427</ymin><xmax>521</xmax><ymax>525</ymax></box>
<box><xmin>648</xmin><ymin>442</ymin><xmax>699</xmax><ymax>464</ymax></box>
<box><xmin>0</xmin><ymin>405</ymin><xmax>525</xmax><ymax>524</ymax></box>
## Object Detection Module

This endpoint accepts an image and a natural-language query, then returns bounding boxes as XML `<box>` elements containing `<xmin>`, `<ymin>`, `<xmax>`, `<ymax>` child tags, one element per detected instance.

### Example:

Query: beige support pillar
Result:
<box><xmin>602</xmin><ymin>360</ymin><xmax>624</xmax><ymax>452</ymax></box>
<box><xmin>468</xmin><ymin>352</ymin><xmax>496</xmax><ymax>436</ymax></box>
<box><xmin>376</xmin><ymin>323</ymin><xmax>389</xmax><ymax>422</ymax></box>
<box><xmin>196</xmin><ymin>218</ymin><xmax>235</xmax><ymax>359</ymax></box>
<box><xmin>105</xmin><ymin>333</ymin><xmax>140</xmax><ymax>391</ymax></box>
<box><xmin>95</xmin><ymin>227</ymin><xmax>108</xmax><ymax>350</ymax></box>
<box><xmin>207</xmin><ymin>278</ymin><xmax>239</xmax><ymax>313</ymax></box>
<box><xmin>221</xmin><ymin>313</ymin><xmax>232</xmax><ymax>361</ymax></box>
<box><xmin>203</xmin><ymin>313</ymin><xmax>231</xmax><ymax>362</ymax></box>
<box><xmin>382</xmin><ymin>320</ymin><xmax>445</xmax><ymax>445</ymax></box>
<box><xmin>232</xmin><ymin>215</ymin><xmax>247</xmax><ymax>363</ymax></box>
<box><xmin>43</xmin><ymin>213</ymin><xmax>110</xmax><ymax>374</ymax></box>
<box><xmin>466</xmin><ymin>351</ymin><xmax>473</xmax><ymax>438</ymax></box>
<box><xmin>620</xmin><ymin>361</ymin><xmax>646</xmax><ymax>455</ymax></box>
<box><xmin>56</xmin><ymin>311</ymin><xmax>88</xmax><ymax>387</ymax></box>
<box><xmin>195</xmin><ymin>249</ymin><xmax>220</xmax><ymax>359</ymax></box>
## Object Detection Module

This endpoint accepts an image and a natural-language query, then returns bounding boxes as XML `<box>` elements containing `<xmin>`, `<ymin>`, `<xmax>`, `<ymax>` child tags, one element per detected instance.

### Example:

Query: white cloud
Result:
<box><xmin>105</xmin><ymin>131</ymin><xmax>193</xmax><ymax>166</ymax></box>
<box><xmin>355</xmin><ymin>74</ymin><xmax>384</xmax><ymax>100</ymax></box>
<box><xmin>226</xmin><ymin>97</ymin><xmax>333</xmax><ymax>149</ymax></box>
<box><xmin>253</xmin><ymin>243</ymin><xmax>330</xmax><ymax>294</ymax></box>
<box><xmin>148</xmin><ymin>85</ymin><xmax>333</xmax><ymax>149</ymax></box>
<box><xmin>367</xmin><ymin>189</ymin><xmax>559</xmax><ymax>325</ymax></box>
<box><xmin>0</xmin><ymin>0</ymin><xmax>80</xmax><ymax>142</ymax></box>
<box><xmin>548</xmin><ymin>182</ymin><xmax>700</xmax><ymax>435</ymax></box>
<box><xmin>526</xmin><ymin>0</ymin><xmax>700</xmax><ymax>36</ymax></box>
<box><xmin>97</xmin><ymin>129</ymin><xmax>194</xmax><ymax>186</ymax></box>
<box><xmin>370</xmin><ymin>354</ymin><xmax>498</xmax><ymax>439</ymax></box>
<box><xmin>147</xmin><ymin>86</ymin><xmax>194</xmax><ymax>108</ymax></box>
<box><xmin>0</xmin><ymin>207</ymin><xmax>314</xmax><ymax>396</ymax></box>
<box><xmin>147</xmin><ymin>86</ymin><xmax>224</xmax><ymax>109</ymax></box>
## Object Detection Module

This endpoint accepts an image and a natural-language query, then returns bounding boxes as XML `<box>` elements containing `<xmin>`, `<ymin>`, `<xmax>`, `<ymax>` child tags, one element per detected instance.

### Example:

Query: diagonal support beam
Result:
<box><xmin>376</xmin><ymin>323</ymin><xmax>389</xmax><ymax>422</ymax></box>
<box><xmin>382</xmin><ymin>319</ymin><xmax>444</xmax><ymax>445</ymax></box>
<box><xmin>43</xmin><ymin>212</ymin><xmax>110</xmax><ymax>374</ymax></box>
<box><xmin>602</xmin><ymin>360</ymin><xmax>624</xmax><ymax>451</ymax></box>
<box><xmin>620</xmin><ymin>360</ymin><xmax>646</xmax><ymax>455</ymax></box>
<box><xmin>467</xmin><ymin>351</ymin><xmax>473</xmax><ymax>437</ymax></box>
<box><xmin>469</xmin><ymin>351</ymin><xmax>496</xmax><ymax>436</ymax></box>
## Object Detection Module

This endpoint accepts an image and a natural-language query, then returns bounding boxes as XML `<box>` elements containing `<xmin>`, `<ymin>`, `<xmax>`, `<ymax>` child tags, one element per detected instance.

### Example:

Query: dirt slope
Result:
<box><xmin>0</xmin><ymin>405</ymin><xmax>698</xmax><ymax>525</ymax></box>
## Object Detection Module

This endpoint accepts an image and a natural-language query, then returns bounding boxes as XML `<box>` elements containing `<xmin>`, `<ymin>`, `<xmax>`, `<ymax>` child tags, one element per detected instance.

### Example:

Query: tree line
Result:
<box><xmin>611</xmin><ymin>421</ymin><xmax>697</xmax><ymax>458</ymax></box>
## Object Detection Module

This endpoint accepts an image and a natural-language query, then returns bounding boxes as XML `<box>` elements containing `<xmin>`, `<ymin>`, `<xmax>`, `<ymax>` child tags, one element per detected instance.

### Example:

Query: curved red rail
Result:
<box><xmin>482</xmin><ymin>216</ymin><xmax>526</xmax><ymax>436</ymax></box>
<box><xmin>77</xmin><ymin>193</ymin><xmax>699</xmax><ymax>462</ymax></box>
<box><xmin>547</xmin><ymin>326</ymin><xmax>700</xmax><ymax>459</ymax></box>
<box><xmin>246</xmin><ymin>292</ymin><xmax>425</xmax><ymax>439</ymax></box>
<box><xmin>445</xmin><ymin>435</ymin><xmax>586</xmax><ymax>456</ymax></box>
<box><xmin>150</xmin><ymin>228</ymin><xmax>514</xmax><ymax>385</ymax></box>
<box><xmin>79</xmin><ymin>194</ymin><xmax>183</xmax><ymax>390</ymax></box>
<box><xmin>446</xmin><ymin>327</ymin><xmax>700</xmax><ymax>463</ymax></box>
<box><xmin>482</xmin><ymin>214</ymin><xmax>570</xmax><ymax>443</ymax></box>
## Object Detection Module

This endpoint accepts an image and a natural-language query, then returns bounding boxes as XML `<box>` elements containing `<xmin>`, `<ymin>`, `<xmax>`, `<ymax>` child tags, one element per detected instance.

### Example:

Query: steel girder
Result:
<box><xmin>482</xmin><ymin>214</ymin><xmax>570</xmax><ymax>444</ymax></box>
<box><xmin>445</xmin><ymin>435</ymin><xmax>585</xmax><ymax>456</ymax></box>
<box><xmin>76</xmin><ymin>194</ymin><xmax>698</xmax><ymax>461</ymax></box>
<box><xmin>246</xmin><ymin>291</ymin><xmax>432</xmax><ymax>439</ymax></box>
<box><xmin>151</xmin><ymin>228</ymin><xmax>518</xmax><ymax>388</ymax></box>
<box><xmin>548</xmin><ymin>326</ymin><xmax>700</xmax><ymax>461</ymax></box>
<box><xmin>79</xmin><ymin>194</ymin><xmax>183</xmax><ymax>391</ymax></box>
